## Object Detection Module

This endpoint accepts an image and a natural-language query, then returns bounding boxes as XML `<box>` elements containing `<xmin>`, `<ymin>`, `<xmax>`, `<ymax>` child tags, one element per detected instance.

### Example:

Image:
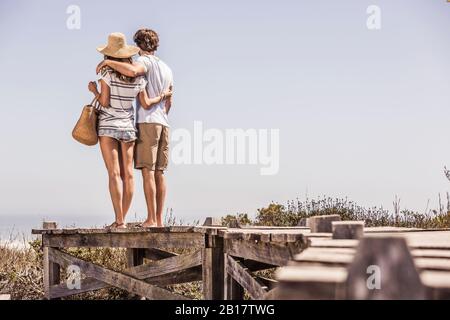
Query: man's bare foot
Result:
<box><xmin>141</xmin><ymin>220</ymin><xmax>157</xmax><ymax>228</ymax></box>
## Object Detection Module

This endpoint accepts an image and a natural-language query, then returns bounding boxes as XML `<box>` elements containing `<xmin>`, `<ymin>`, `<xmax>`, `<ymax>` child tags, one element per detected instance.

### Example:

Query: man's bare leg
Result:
<box><xmin>142</xmin><ymin>168</ymin><xmax>157</xmax><ymax>227</ymax></box>
<box><xmin>155</xmin><ymin>170</ymin><xmax>167</xmax><ymax>227</ymax></box>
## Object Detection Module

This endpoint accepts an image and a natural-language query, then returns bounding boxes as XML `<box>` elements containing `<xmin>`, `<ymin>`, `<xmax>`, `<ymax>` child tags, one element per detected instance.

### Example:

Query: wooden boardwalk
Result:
<box><xmin>32</xmin><ymin>217</ymin><xmax>450</xmax><ymax>300</ymax></box>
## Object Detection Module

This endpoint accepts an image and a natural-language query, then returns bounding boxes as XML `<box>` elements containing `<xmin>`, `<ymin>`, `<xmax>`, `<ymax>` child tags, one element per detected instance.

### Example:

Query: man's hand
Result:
<box><xmin>96</xmin><ymin>60</ymin><xmax>108</xmax><ymax>74</ymax></box>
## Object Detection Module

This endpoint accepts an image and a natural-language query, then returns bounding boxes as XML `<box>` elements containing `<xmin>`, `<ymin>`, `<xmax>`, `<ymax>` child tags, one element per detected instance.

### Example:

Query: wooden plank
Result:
<box><xmin>224</xmin><ymin>239</ymin><xmax>304</xmax><ymax>266</ymax></box>
<box><xmin>49</xmin><ymin>266</ymin><xmax>203</xmax><ymax>299</ymax></box>
<box><xmin>364</xmin><ymin>227</ymin><xmax>425</xmax><ymax>233</ymax></box>
<box><xmin>224</xmin><ymin>261</ymin><xmax>244</xmax><ymax>300</ymax></box>
<box><xmin>415</xmin><ymin>258</ymin><xmax>450</xmax><ymax>272</ymax></box>
<box><xmin>309</xmin><ymin>238</ymin><xmax>359</xmax><ymax>248</ymax></box>
<box><xmin>50</xmin><ymin>277</ymin><xmax>107</xmax><ymax>299</ymax></box>
<box><xmin>423</xmin><ymin>273</ymin><xmax>450</xmax><ymax>290</ymax></box>
<box><xmin>128</xmin><ymin>250</ymin><xmax>202</xmax><ymax>279</ymax></box>
<box><xmin>256</xmin><ymin>276</ymin><xmax>278</xmax><ymax>290</ymax></box>
<box><xmin>226</xmin><ymin>255</ymin><xmax>268</xmax><ymax>300</ymax></box>
<box><xmin>143</xmin><ymin>248</ymin><xmax>177</xmax><ymax>260</ymax></box>
<box><xmin>242</xmin><ymin>259</ymin><xmax>276</xmax><ymax>272</ymax></box>
<box><xmin>47</xmin><ymin>248</ymin><xmax>189</xmax><ymax>300</ymax></box>
<box><xmin>43</xmin><ymin>232</ymin><xmax>204</xmax><ymax>248</ymax></box>
<box><xmin>169</xmin><ymin>226</ymin><xmax>195</xmax><ymax>233</ymax></box>
<box><xmin>194</xmin><ymin>226</ymin><xmax>227</xmax><ymax>235</ymax></box>
<box><xmin>143</xmin><ymin>265</ymin><xmax>202</xmax><ymax>286</ymax></box>
<box><xmin>270</xmin><ymin>231</ymin><xmax>304</xmax><ymax>243</ymax></box>
<box><xmin>411</xmin><ymin>249</ymin><xmax>450</xmax><ymax>259</ymax></box>
<box><xmin>33</xmin><ymin>226</ymin><xmax>199</xmax><ymax>235</ymax></box>
<box><xmin>292</xmin><ymin>251</ymin><xmax>354</xmax><ymax>266</ymax></box>
<box><xmin>275</xmin><ymin>265</ymin><xmax>347</xmax><ymax>299</ymax></box>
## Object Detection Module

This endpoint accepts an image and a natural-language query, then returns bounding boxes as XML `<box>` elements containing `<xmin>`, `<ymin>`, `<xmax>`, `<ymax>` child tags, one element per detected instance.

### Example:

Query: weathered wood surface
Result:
<box><xmin>309</xmin><ymin>230</ymin><xmax>450</xmax><ymax>250</ymax></box>
<box><xmin>48</xmin><ymin>248</ymin><xmax>189</xmax><ymax>300</ymax></box>
<box><xmin>35</xmin><ymin>220</ymin><xmax>450</xmax><ymax>300</ymax></box>
<box><xmin>49</xmin><ymin>266</ymin><xmax>202</xmax><ymax>299</ymax></box>
<box><xmin>32</xmin><ymin>225</ymin><xmax>198</xmax><ymax>235</ymax></box>
<box><xmin>226</xmin><ymin>255</ymin><xmax>268</xmax><ymax>300</ymax></box>
<box><xmin>202</xmin><ymin>235</ymin><xmax>225</xmax><ymax>300</ymax></box>
<box><xmin>332</xmin><ymin>221</ymin><xmax>364</xmax><ymax>239</ymax></box>
<box><xmin>284</xmin><ymin>232</ymin><xmax>450</xmax><ymax>299</ymax></box>
<box><xmin>346</xmin><ymin>237</ymin><xmax>426</xmax><ymax>299</ymax></box>
<box><xmin>42</xmin><ymin>222</ymin><xmax>61</xmax><ymax>300</ymax></box>
<box><xmin>276</xmin><ymin>266</ymin><xmax>347</xmax><ymax>300</ymax></box>
<box><xmin>220</xmin><ymin>229</ymin><xmax>307</xmax><ymax>243</ymax></box>
<box><xmin>42</xmin><ymin>232</ymin><xmax>204</xmax><ymax>248</ymax></box>
<box><xmin>224</xmin><ymin>239</ymin><xmax>305</xmax><ymax>267</ymax></box>
<box><xmin>309</xmin><ymin>215</ymin><xmax>341</xmax><ymax>233</ymax></box>
<box><xmin>128</xmin><ymin>250</ymin><xmax>202</xmax><ymax>279</ymax></box>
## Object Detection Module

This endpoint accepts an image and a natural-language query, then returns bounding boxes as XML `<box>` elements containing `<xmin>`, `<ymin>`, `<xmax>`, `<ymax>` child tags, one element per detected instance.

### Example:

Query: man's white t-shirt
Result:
<box><xmin>135</xmin><ymin>54</ymin><xmax>173</xmax><ymax>128</ymax></box>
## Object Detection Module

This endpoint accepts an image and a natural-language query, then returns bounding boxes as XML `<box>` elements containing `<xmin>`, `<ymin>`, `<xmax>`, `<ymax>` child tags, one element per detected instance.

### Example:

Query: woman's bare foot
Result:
<box><xmin>106</xmin><ymin>221</ymin><xmax>127</xmax><ymax>230</ymax></box>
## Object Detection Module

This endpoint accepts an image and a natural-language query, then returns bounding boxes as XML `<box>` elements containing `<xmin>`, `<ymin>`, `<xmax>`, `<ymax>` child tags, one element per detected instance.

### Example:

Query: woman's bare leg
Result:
<box><xmin>119</xmin><ymin>141</ymin><xmax>135</xmax><ymax>222</ymax></box>
<box><xmin>99</xmin><ymin>136</ymin><xmax>124</xmax><ymax>225</ymax></box>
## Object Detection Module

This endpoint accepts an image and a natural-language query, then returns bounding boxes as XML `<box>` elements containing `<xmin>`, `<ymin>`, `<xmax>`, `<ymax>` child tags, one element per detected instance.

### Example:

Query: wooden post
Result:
<box><xmin>309</xmin><ymin>215</ymin><xmax>341</xmax><ymax>233</ymax></box>
<box><xmin>42</xmin><ymin>221</ymin><xmax>60</xmax><ymax>300</ymax></box>
<box><xmin>126</xmin><ymin>248</ymin><xmax>145</xmax><ymax>267</ymax></box>
<box><xmin>346</xmin><ymin>237</ymin><xmax>426</xmax><ymax>299</ymax></box>
<box><xmin>202</xmin><ymin>217</ymin><xmax>225</xmax><ymax>300</ymax></box>
<box><xmin>203</xmin><ymin>216</ymin><xmax>222</xmax><ymax>226</ymax></box>
<box><xmin>332</xmin><ymin>221</ymin><xmax>364</xmax><ymax>239</ymax></box>
<box><xmin>127</xmin><ymin>248</ymin><xmax>146</xmax><ymax>299</ymax></box>
<box><xmin>224</xmin><ymin>254</ymin><xmax>244</xmax><ymax>300</ymax></box>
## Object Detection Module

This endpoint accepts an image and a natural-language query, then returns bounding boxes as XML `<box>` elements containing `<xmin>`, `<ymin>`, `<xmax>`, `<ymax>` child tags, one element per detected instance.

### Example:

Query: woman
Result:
<box><xmin>88</xmin><ymin>33</ymin><xmax>172</xmax><ymax>229</ymax></box>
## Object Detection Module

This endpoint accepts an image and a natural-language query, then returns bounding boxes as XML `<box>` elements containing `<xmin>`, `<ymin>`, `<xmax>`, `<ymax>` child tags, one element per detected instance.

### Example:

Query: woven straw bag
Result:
<box><xmin>72</xmin><ymin>98</ymin><xmax>99</xmax><ymax>146</ymax></box>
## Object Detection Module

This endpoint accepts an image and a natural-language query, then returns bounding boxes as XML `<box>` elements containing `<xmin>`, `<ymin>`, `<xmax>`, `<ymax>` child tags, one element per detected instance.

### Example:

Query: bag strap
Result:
<box><xmin>90</xmin><ymin>96</ymin><xmax>101</xmax><ymax>111</ymax></box>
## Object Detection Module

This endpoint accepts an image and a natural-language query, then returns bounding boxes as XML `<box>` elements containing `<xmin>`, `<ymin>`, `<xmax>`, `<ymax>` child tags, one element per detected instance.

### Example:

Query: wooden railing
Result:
<box><xmin>32</xmin><ymin>216</ymin><xmax>450</xmax><ymax>300</ymax></box>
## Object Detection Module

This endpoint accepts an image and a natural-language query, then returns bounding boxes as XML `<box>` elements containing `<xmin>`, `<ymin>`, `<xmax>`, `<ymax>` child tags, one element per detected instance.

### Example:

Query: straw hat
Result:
<box><xmin>96</xmin><ymin>32</ymin><xmax>140</xmax><ymax>58</ymax></box>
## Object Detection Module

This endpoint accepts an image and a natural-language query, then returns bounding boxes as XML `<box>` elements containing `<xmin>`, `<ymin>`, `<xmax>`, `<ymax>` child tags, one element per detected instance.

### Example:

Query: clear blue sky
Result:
<box><xmin>1</xmin><ymin>0</ymin><xmax>450</xmax><ymax>227</ymax></box>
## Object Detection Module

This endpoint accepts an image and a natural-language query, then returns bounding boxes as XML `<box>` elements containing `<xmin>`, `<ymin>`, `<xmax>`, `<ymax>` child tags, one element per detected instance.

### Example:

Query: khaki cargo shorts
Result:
<box><xmin>135</xmin><ymin>123</ymin><xmax>169</xmax><ymax>171</ymax></box>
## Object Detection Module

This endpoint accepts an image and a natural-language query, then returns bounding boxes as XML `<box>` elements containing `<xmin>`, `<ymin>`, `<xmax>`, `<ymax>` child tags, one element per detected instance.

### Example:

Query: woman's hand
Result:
<box><xmin>96</xmin><ymin>60</ymin><xmax>108</xmax><ymax>74</ymax></box>
<box><xmin>162</xmin><ymin>85</ymin><xmax>173</xmax><ymax>99</ymax></box>
<box><xmin>88</xmin><ymin>81</ymin><xmax>99</xmax><ymax>95</ymax></box>
<box><xmin>162</xmin><ymin>90</ymin><xmax>173</xmax><ymax>99</ymax></box>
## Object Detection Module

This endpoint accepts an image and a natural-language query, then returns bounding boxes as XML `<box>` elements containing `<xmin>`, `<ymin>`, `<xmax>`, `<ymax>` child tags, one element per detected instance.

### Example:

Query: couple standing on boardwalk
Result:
<box><xmin>87</xmin><ymin>29</ymin><xmax>173</xmax><ymax>229</ymax></box>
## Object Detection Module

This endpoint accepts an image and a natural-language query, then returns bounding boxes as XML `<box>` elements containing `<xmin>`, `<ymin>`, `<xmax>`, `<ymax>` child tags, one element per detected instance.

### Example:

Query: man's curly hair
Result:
<box><xmin>133</xmin><ymin>28</ymin><xmax>159</xmax><ymax>52</ymax></box>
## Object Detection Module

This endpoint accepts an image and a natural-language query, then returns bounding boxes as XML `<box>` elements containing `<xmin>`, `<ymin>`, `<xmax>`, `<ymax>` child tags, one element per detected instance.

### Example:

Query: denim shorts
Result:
<box><xmin>98</xmin><ymin>129</ymin><xmax>137</xmax><ymax>143</ymax></box>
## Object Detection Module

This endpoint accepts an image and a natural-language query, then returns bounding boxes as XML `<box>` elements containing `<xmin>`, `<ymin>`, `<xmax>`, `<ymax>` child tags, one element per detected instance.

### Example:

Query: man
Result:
<box><xmin>97</xmin><ymin>28</ymin><xmax>173</xmax><ymax>227</ymax></box>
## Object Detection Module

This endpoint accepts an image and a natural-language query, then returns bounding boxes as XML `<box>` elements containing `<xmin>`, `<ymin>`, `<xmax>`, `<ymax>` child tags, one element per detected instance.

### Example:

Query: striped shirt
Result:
<box><xmin>97</xmin><ymin>70</ymin><xmax>146</xmax><ymax>132</ymax></box>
